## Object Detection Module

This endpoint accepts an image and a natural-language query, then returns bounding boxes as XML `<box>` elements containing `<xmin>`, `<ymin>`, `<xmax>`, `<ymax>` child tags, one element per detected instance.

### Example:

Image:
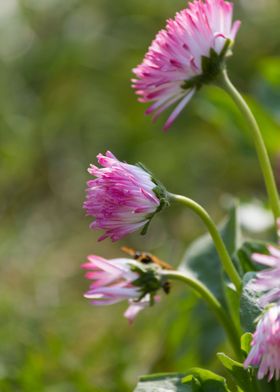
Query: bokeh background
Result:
<box><xmin>0</xmin><ymin>0</ymin><xmax>280</xmax><ymax>390</ymax></box>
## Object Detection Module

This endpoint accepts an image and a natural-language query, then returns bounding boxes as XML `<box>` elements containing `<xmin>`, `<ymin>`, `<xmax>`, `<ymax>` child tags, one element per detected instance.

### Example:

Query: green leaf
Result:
<box><xmin>240</xmin><ymin>333</ymin><xmax>253</xmax><ymax>356</ymax></box>
<box><xmin>179</xmin><ymin>206</ymin><xmax>241</xmax><ymax>304</ymax></box>
<box><xmin>134</xmin><ymin>373</ymin><xmax>191</xmax><ymax>392</ymax></box>
<box><xmin>240</xmin><ymin>273</ymin><xmax>263</xmax><ymax>332</ymax></box>
<box><xmin>217</xmin><ymin>352</ymin><xmax>253</xmax><ymax>392</ymax></box>
<box><xmin>182</xmin><ymin>368</ymin><xmax>231</xmax><ymax>391</ymax></box>
<box><xmin>235</xmin><ymin>241</ymin><xmax>269</xmax><ymax>274</ymax></box>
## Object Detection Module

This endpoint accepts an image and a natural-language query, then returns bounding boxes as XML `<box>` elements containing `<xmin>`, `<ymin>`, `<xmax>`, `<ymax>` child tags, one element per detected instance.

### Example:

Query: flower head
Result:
<box><xmin>82</xmin><ymin>255</ymin><xmax>141</xmax><ymax>306</ymax></box>
<box><xmin>244</xmin><ymin>305</ymin><xmax>280</xmax><ymax>381</ymax></box>
<box><xmin>84</xmin><ymin>151</ymin><xmax>168</xmax><ymax>242</ymax></box>
<box><xmin>132</xmin><ymin>0</ymin><xmax>240</xmax><ymax>130</ymax></box>
<box><xmin>82</xmin><ymin>255</ymin><xmax>165</xmax><ymax>322</ymax></box>
<box><xmin>250</xmin><ymin>245</ymin><xmax>280</xmax><ymax>307</ymax></box>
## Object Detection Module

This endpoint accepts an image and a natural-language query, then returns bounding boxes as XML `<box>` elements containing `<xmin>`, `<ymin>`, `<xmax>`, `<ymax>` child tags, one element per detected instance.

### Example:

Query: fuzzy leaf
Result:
<box><xmin>240</xmin><ymin>272</ymin><xmax>263</xmax><ymax>332</ymax></box>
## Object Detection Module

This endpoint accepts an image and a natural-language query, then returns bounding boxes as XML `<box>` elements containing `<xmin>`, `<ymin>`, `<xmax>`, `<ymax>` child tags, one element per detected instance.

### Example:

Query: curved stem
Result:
<box><xmin>219</xmin><ymin>68</ymin><xmax>280</xmax><ymax>224</ymax></box>
<box><xmin>169</xmin><ymin>193</ymin><xmax>242</xmax><ymax>293</ymax></box>
<box><xmin>162</xmin><ymin>270</ymin><xmax>241</xmax><ymax>359</ymax></box>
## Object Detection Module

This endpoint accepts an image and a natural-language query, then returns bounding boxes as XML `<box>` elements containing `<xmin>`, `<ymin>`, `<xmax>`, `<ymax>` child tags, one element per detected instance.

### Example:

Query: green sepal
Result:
<box><xmin>130</xmin><ymin>264</ymin><xmax>170</xmax><ymax>305</ymax></box>
<box><xmin>140</xmin><ymin>220</ymin><xmax>152</xmax><ymax>236</ymax></box>
<box><xmin>131</xmin><ymin>265</ymin><xmax>162</xmax><ymax>298</ymax></box>
<box><xmin>135</xmin><ymin>162</ymin><xmax>169</xmax><ymax>206</ymax></box>
<box><xmin>182</xmin><ymin>39</ymin><xmax>232</xmax><ymax>91</ymax></box>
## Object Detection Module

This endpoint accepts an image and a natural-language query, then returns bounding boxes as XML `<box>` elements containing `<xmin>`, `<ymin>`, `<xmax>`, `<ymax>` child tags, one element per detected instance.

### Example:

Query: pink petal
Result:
<box><xmin>163</xmin><ymin>89</ymin><xmax>195</xmax><ymax>131</ymax></box>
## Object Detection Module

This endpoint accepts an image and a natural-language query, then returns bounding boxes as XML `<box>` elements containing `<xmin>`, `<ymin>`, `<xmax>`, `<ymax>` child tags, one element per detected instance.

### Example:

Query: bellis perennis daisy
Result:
<box><xmin>244</xmin><ymin>305</ymin><xmax>280</xmax><ymax>381</ymax></box>
<box><xmin>250</xmin><ymin>244</ymin><xmax>280</xmax><ymax>307</ymax></box>
<box><xmin>83</xmin><ymin>151</ymin><xmax>168</xmax><ymax>242</ymax></box>
<box><xmin>132</xmin><ymin>0</ymin><xmax>240</xmax><ymax>130</ymax></box>
<box><xmin>82</xmin><ymin>255</ymin><xmax>166</xmax><ymax>323</ymax></box>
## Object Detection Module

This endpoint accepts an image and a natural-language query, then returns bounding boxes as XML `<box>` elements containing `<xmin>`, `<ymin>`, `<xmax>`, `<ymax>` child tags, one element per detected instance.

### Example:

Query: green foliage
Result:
<box><xmin>217</xmin><ymin>353</ymin><xmax>253</xmax><ymax>392</ymax></box>
<box><xmin>179</xmin><ymin>206</ymin><xmax>240</xmax><ymax>304</ymax></box>
<box><xmin>133</xmin><ymin>369</ymin><xmax>232</xmax><ymax>392</ymax></box>
<box><xmin>223</xmin><ymin>281</ymin><xmax>242</xmax><ymax>335</ymax></box>
<box><xmin>240</xmin><ymin>333</ymin><xmax>253</xmax><ymax>356</ymax></box>
<box><xmin>240</xmin><ymin>273</ymin><xmax>263</xmax><ymax>332</ymax></box>
<box><xmin>134</xmin><ymin>373</ymin><xmax>190</xmax><ymax>392</ymax></box>
<box><xmin>235</xmin><ymin>241</ymin><xmax>269</xmax><ymax>274</ymax></box>
<box><xmin>183</xmin><ymin>368</ymin><xmax>231</xmax><ymax>391</ymax></box>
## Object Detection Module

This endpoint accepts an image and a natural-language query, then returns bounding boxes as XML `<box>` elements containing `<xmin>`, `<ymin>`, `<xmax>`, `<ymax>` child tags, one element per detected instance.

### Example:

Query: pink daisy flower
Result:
<box><xmin>250</xmin><ymin>245</ymin><xmax>280</xmax><ymax>307</ymax></box>
<box><xmin>83</xmin><ymin>151</ymin><xmax>168</xmax><ymax>242</ymax></box>
<box><xmin>244</xmin><ymin>305</ymin><xmax>280</xmax><ymax>381</ymax></box>
<box><xmin>82</xmin><ymin>255</ymin><xmax>161</xmax><ymax>323</ymax></box>
<box><xmin>132</xmin><ymin>0</ymin><xmax>240</xmax><ymax>130</ymax></box>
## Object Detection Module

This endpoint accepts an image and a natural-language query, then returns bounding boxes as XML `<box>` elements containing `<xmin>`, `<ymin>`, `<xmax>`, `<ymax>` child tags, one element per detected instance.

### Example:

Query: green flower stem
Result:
<box><xmin>169</xmin><ymin>193</ymin><xmax>242</xmax><ymax>294</ymax></box>
<box><xmin>161</xmin><ymin>270</ymin><xmax>241</xmax><ymax>359</ymax></box>
<box><xmin>219</xmin><ymin>68</ymin><xmax>280</xmax><ymax>224</ymax></box>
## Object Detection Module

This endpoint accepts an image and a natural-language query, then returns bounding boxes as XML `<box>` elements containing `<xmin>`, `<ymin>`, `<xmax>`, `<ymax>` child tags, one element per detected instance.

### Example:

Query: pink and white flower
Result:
<box><xmin>250</xmin><ymin>245</ymin><xmax>280</xmax><ymax>307</ymax></box>
<box><xmin>84</xmin><ymin>151</ymin><xmax>166</xmax><ymax>242</ymax></box>
<box><xmin>82</xmin><ymin>255</ymin><xmax>160</xmax><ymax>322</ymax></box>
<box><xmin>82</xmin><ymin>255</ymin><xmax>140</xmax><ymax>305</ymax></box>
<box><xmin>132</xmin><ymin>0</ymin><xmax>240</xmax><ymax>130</ymax></box>
<box><xmin>244</xmin><ymin>305</ymin><xmax>280</xmax><ymax>381</ymax></box>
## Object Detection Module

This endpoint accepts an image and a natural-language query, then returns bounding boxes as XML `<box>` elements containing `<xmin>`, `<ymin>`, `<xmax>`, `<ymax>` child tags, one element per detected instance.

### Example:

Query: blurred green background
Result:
<box><xmin>0</xmin><ymin>0</ymin><xmax>280</xmax><ymax>391</ymax></box>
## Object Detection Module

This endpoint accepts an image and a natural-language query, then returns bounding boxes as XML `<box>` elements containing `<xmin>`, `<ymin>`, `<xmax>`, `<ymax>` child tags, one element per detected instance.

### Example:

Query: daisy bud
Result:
<box><xmin>244</xmin><ymin>305</ymin><xmax>280</xmax><ymax>381</ymax></box>
<box><xmin>132</xmin><ymin>0</ymin><xmax>240</xmax><ymax>130</ymax></box>
<box><xmin>84</xmin><ymin>151</ymin><xmax>168</xmax><ymax>242</ymax></box>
